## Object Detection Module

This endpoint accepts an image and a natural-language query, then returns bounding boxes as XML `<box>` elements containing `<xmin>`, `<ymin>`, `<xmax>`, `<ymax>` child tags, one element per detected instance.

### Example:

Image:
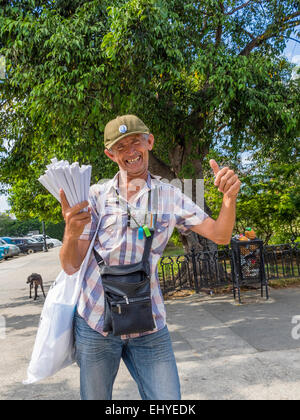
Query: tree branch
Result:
<box><xmin>284</xmin><ymin>11</ymin><xmax>300</xmax><ymax>22</ymax></box>
<box><xmin>282</xmin><ymin>36</ymin><xmax>300</xmax><ymax>45</ymax></box>
<box><xmin>225</xmin><ymin>1</ymin><xmax>253</xmax><ymax>15</ymax></box>
<box><xmin>241</xmin><ymin>27</ymin><xmax>256</xmax><ymax>41</ymax></box>
<box><xmin>216</xmin><ymin>123</ymin><xmax>227</xmax><ymax>133</ymax></box>
<box><xmin>239</xmin><ymin>18</ymin><xmax>300</xmax><ymax>56</ymax></box>
<box><xmin>215</xmin><ymin>1</ymin><xmax>224</xmax><ymax>46</ymax></box>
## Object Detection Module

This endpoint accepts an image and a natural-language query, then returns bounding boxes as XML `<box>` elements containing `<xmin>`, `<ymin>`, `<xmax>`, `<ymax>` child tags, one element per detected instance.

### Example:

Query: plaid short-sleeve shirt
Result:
<box><xmin>77</xmin><ymin>171</ymin><xmax>209</xmax><ymax>339</ymax></box>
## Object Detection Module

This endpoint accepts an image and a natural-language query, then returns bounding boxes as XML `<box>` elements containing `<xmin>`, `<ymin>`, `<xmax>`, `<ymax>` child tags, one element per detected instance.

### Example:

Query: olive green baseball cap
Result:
<box><xmin>104</xmin><ymin>115</ymin><xmax>150</xmax><ymax>150</ymax></box>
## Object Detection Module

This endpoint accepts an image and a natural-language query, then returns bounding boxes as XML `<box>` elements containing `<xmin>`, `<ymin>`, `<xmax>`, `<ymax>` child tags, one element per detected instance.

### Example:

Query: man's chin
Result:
<box><xmin>120</xmin><ymin>164</ymin><xmax>148</xmax><ymax>178</ymax></box>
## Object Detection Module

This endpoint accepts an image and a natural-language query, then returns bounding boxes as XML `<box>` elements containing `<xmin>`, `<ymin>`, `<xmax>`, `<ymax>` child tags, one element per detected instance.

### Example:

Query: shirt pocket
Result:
<box><xmin>155</xmin><ymin>214</ymin><xmax>170</xmax><ymax>234</ymax></box>
<box><xmin>152</xmin><ymin>214</ymin><xmax>172</xmax><ymax>253</ymax></box>
<box><xmin>99</xmin><ymin>214</ymin><xmax>122</xmax><ymax>249</ymax></box>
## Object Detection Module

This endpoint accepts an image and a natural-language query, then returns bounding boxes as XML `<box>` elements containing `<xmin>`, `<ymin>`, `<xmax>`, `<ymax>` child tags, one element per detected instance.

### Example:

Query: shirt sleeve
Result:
<box><xmin>173</xmin><ymin>187</ymin><xmax>209</xmax><ymax>236</ymax></box>
<box><xmin>79</xmin><ymin>184</ymin><xmax>101</xmax><ymax>241</ymax></box>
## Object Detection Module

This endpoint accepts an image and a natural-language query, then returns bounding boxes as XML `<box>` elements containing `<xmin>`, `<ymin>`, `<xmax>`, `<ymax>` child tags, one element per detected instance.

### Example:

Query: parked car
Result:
<box><xmin>30</xmin><ymin>235</ymin><xmax>54</xmax><ymax>248</ymax></box>
<box><xmin>1</xmin><ymin>237</ymin><xmax>25</xmax><ymax>247</ymax></box>
<box><xmin>2</xmin><ymin>237</ymin><xmax>29</xmax><ymax>254</ymax></box>
<box><xmin>6</xmin><ymin>238</ymin><xmax>25</xmax><ymax>246</ymax></box>
<box><xmin>1</xmin><ymin>237</ymin><xmax>14</xmax><ymax>244</ymax></box>
<box><xmin>0</xmin><ymin>245</ymin><xmax>9</xmax><ymax>260</ymax></box>
<box><xmin>1</xmin><ymin>237</ymin><xmax>27</xmax><ymax>254</ymax></box>
<box><xmin>0</xmin><ymin>238</ymin><xmax>20</xmax><ymax>258</ymax></box>
<box><xmin>31</xmin><ymin>235</ymin><xmax>62</xmax><ymax>247</ymax></box>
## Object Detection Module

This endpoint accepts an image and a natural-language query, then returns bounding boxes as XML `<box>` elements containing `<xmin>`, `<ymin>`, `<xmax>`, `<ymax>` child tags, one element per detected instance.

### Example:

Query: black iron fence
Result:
<box><xmin>158</xmin><ymin>242</ymin><xmax>300</xmax><ymax>295</ymax></box>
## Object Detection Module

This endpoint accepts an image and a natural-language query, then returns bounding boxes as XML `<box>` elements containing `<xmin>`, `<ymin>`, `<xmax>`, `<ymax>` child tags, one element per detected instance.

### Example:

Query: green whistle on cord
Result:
<box><xmin>143</xmin><ymin>225</ymin><xmax>151</xmax><ymax>237</ymax></box>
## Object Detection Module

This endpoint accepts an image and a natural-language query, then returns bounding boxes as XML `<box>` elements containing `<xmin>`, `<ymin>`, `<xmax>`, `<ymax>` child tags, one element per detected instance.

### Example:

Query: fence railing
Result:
<box><xmin>158</xmin><ymin>242</ymin><xmax>300</xmax><ymax>295</ymax></box>
<box><xmin>263</xmin><ymin>243</ymin><xmax>300</xmax><ymax>280</ymax></box>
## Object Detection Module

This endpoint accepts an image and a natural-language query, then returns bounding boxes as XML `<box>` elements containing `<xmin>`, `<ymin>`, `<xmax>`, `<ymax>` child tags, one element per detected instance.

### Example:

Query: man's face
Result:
<box><xmin>104</xmin><ymin>133</ymin><xmax>154</xmax><ymax>178</ymax></box>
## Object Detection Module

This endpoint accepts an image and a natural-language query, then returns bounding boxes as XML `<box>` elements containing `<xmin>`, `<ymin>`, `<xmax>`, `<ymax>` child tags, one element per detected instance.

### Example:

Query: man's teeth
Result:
<box><xmin>127</xmin><ymin>156</ymin><xmax>141</xmax><ymax>163</ymax></box>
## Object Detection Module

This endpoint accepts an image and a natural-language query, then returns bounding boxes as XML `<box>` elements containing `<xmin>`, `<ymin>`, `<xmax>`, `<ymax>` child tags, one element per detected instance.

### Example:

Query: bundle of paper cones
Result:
<box><xmin>38</xmin><ymin>158</ymin><xmax>92</xmax><ymax>209</ymax></box>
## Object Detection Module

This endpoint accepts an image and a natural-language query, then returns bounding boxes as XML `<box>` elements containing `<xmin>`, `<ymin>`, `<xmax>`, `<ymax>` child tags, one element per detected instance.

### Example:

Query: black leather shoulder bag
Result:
<box><xmin>93</xmin><ymin>232</ymin><xmax>155</xmax><ymax>336</ymax></box>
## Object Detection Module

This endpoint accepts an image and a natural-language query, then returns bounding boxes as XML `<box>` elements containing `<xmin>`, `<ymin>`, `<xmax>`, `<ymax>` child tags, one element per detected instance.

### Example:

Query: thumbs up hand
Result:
<box><xmin>209</xmin><ymin>159</ymin><xmax>241</xmax><ymax>199</ymax></box>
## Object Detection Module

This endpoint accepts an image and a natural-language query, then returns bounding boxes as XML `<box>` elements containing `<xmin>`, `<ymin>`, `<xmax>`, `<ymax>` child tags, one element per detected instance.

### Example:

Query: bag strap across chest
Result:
<box><xmin>93</xmin><ymin>186</ymin><xmax>158</xmax><ymax>268</ymax></box>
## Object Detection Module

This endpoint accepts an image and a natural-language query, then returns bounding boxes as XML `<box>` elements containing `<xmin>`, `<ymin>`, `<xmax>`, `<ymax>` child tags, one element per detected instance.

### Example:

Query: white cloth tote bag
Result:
<box><xmin>23</xmin><ymin>225</ymin><xmax>100</xmax><ymax>385</ymax></box>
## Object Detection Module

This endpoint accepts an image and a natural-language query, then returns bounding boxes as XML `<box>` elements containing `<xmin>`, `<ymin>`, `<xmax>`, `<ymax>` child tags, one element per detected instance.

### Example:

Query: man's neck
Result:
<box><xmin>118</xmin><ymin>169</ymin><xmax>149</xmax><ymax>202</ymax></box>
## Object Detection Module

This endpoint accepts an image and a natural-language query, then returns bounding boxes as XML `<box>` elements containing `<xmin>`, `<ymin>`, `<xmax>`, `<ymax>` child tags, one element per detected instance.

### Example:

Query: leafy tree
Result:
<box><xmin>235</xmin><ymin>157</ymin><xmax>300</xmax><ymax>244</ymax></box>
<box><xmin>0</xmin><ymin>213</ymin><xmax>65</xmax><ymax>238</ymax></box>
<box><xmin>0</xmin><ymin>0</ymin><xmax>299</xmax><ymax>250</ymax></box>
<box><xmin>202</xmin><ymin>143</ymin><xmax>300</xmax><ymax>244</ymax></box>
<box><xmin>0</xmin><ymin>213</ymin><xmax>40</xmax><ymax>236</ymax></box>
<box><xmin>45</xmin><ymin>220</ymin><xmax>65</xmax><ymax>241</ymax></box>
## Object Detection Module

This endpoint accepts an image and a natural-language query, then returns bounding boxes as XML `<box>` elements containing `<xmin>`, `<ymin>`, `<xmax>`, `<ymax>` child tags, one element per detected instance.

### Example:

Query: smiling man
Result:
<box><xmin>103</xmin><ymin>116</ymin><xmax>155</xmax><ymax>202</ymax></box>
<box><xmin>59</xmin><ymin>114</ymin><xmax>241</xmax><ymax>400</ymax></box>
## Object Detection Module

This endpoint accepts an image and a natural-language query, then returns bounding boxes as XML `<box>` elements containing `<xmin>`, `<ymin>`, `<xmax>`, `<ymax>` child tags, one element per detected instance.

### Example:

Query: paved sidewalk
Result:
<box><xmin>1</xmin><ymin>247</ymin><xmax>300</xmax><ymax>400</ymax></box>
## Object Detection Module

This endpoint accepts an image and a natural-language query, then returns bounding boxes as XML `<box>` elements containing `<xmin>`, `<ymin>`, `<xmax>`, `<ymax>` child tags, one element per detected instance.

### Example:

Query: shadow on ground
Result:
<box><xmin>2</xmin><ymin>379</ymin><xmax>79</xmax><ymax>400</ymax></box>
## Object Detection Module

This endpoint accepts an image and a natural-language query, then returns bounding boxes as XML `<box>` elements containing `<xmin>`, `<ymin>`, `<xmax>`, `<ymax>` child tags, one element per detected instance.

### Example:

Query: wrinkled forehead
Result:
<box><xmin>114</xmin><ymin>133</ymin><xmax>147</xmax><ymax>147</ymax></box>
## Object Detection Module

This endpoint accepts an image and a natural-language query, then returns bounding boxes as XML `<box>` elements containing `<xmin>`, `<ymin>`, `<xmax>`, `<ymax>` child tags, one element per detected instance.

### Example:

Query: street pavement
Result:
<box><xmin>1</xmin><ymin>247</ymin><xmax>300</xmax><ymax>400</ymax></box>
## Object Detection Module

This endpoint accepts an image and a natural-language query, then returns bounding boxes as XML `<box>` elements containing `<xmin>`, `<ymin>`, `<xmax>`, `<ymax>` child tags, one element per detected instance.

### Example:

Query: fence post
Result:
<box><xmin>191</xmin><ymin>247</ymin><xmax>200</xmax><ymax>293</ymax></box>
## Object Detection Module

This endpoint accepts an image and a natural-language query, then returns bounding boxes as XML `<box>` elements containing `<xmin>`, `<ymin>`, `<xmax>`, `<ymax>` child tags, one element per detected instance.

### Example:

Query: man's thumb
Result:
<box><xmin>209</xmin><ymin>159</ymin><xmax>220</xmax><ymax>176</ymax></box>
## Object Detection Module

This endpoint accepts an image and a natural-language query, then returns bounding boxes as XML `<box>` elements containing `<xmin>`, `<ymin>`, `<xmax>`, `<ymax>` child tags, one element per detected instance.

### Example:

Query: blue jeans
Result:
<box><xmin>74</xmin><ymin>311</ymin><xmax>181</xmax><ymax>400</ymax></box>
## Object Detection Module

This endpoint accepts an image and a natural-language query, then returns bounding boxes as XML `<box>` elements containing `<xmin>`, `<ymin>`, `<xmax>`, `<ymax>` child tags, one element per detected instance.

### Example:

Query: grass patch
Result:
<box><xmin>268</xmin><ymin>277</ymin><xmax>300</xmax><ymax>289</ymax></box>
<box><xmin>159</xmin><ymin>245</ymin><xmax>185</xmax><ymax>279</ymax></box>
<box><xmin>164</xmin><ymin>288</ymin><xmax>196</xmax><ymax>300</ymax></box>
<box><xmin>162</xmin><ymin>246</ymin><xmax>185</xmax><ymax>257</ymax></box>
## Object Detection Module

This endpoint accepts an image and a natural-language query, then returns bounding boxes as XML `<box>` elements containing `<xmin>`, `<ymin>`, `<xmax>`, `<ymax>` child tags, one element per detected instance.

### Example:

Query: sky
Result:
<box><xmin>0</xmin><ymin>195</ymin><xmax>10</xmax><ymax>213</ymax></box>
<box><xmin>0</xmin><ymin>34</ymin><xmax>299</xmax><ymax>214</ymax></box>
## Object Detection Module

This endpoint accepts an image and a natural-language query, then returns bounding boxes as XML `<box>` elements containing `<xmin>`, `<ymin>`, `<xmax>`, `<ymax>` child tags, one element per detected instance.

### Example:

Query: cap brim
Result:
<box><xmin>105</xmin><ymin>131</ymin><xmax>150</xmax><ymax>150</ymax></box>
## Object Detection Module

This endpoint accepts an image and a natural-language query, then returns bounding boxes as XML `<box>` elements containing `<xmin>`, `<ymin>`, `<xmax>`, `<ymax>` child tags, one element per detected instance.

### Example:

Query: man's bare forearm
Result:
<box><xmin>59</xmin><ymin>234</ymin><xmax>82</xmax><ymax>275</ymax></box>
<box><xmin>214</xmin><ymin>195</ymin><xmax>237</xmax><ymax>244</ymax></box>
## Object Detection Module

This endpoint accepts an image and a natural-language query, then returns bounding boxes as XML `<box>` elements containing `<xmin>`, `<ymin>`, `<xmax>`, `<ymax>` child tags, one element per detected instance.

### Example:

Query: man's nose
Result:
<box><xmin>127</xmin><ymin>143</ymin><xmax>136</xmax><ymax>154</ymax></box>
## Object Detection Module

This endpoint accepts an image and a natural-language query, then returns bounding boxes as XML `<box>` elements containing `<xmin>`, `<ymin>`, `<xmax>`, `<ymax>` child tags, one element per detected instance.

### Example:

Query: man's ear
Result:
<box><xmin>147</xmin><ymin>134</ymin><xmax>154</xmax><ymax>151</ymax></box>
<box><xmin>104</xmin><ymin>148</ymin><xmax>117</xmax><ymax>162</ymax></box>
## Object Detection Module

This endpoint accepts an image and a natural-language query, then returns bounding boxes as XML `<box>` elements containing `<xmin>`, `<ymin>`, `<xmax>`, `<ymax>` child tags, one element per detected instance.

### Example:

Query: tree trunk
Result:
<box><xmin>149</xmin><ymin>143</ymin><xmax>226</xmax><ymax>290</ymax></box>
<box><xmin>148</xmin><ymin>147</ymin><xmax>217</xmax><ymax>254</ymax></box>
<box><xmin>148</xmin><ymin>151</ymin><xmax>176</xmax><ymax>181</ymax></box>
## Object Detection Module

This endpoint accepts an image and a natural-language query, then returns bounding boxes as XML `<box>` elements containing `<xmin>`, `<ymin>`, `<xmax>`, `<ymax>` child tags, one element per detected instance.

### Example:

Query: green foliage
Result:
<box><xmin>168</xmin><ymin>228</ymin><xmax>183</xmax><ymax>248</ymax></box>
<box><xmin>0</xmin><ymin>0</ymin><xmax>299</xmax><ymax>227</ymax></box>
<box><xmin>236</xmin><ymin>160</ymin><xmax>299</xmax><ymax>244</ymax></box>
<box><xmin>0</xmin><ymin>213</ymin><xmax>64</xmax><ymax>239</ymax></box>
<box><xmin>44</xmin><ymin>220</ymin><xmax>65</xmax><ymax>241</ymax></box>
<box><xmin>201</xmin><ymin>146</ymin><xmax>300</xmax><ymax>244</ymax></box>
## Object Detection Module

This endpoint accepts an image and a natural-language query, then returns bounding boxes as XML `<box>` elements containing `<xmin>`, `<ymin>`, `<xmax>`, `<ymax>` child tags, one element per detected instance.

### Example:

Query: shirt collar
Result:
<box><xmin>108</xmin><ymin>170</ymin><xmax>158</xmax><ymax>195</ymax></box>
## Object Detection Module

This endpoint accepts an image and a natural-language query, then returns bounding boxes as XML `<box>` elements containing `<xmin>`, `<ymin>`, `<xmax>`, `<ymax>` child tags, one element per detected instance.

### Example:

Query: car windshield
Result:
<box><xmin>0</xmin><ymin>239</ymin><xmax>7</xmax><ymax>245</ymax></box>
<box><xmin>35</xmin><ymin>237</ymin><xmax>43</xmax><ymax>242</ymax></box>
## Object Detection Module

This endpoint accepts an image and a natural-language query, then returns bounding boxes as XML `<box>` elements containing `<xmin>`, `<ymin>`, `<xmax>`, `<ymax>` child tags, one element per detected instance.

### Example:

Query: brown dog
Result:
<box><xmin>27</xmin><ymin>273</ymin><xmax>46</xmax><ymax>300</ymax></box>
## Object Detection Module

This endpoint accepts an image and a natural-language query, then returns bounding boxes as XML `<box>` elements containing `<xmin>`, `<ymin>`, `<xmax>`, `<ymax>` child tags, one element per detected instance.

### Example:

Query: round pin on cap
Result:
<box><xmin>119</xmin><ymin>124</ymin><xmax>127</xmax><ymax>134</ymax></box>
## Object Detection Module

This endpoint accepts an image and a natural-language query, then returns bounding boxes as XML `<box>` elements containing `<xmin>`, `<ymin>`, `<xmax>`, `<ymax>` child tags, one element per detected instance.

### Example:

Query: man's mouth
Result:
<box><xmin>125</xmin><ymin>156</ymin><xmax>142</xmax><ymax>165</ymax></box>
